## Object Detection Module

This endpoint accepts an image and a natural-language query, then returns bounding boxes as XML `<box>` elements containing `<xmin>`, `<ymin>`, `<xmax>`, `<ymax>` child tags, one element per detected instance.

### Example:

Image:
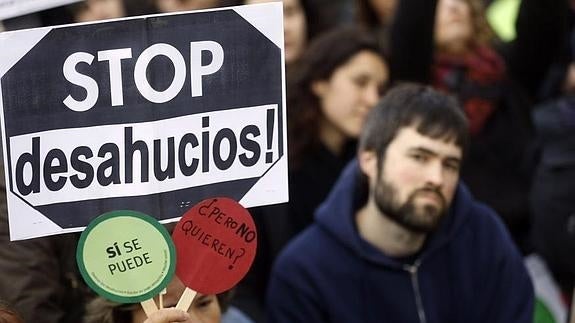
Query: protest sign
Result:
<box><xmin>0</xmin><ymin>3</ymin><xmax>287</xmax><ymax>240</ymax></box>
<box><xmin>172</xmin><ymin>197</ymin><xmax>256</xmax><ymax>311</ymax></box>
<box><xmin>76</xmin><ymin>210</ymin><xmax>175</xmax><ymax>304</ymax></box>
<box><xmin>0</xmin><ymin>0</ymin><xmax>82</xmax><ymax>21</ymax></box>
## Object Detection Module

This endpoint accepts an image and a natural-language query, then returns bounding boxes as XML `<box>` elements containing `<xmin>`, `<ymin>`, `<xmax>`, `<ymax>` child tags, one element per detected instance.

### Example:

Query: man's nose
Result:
<box><xmin>425</xmin><ymin>162</ymin><xmax>444</xmax><ymax>187</ymax></box>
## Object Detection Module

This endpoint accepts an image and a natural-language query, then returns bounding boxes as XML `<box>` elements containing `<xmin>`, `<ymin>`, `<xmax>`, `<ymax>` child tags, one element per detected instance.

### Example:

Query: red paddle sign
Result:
<box><xmin>172</xmin><ymin>197</ymin><xmax>257</xmax><ymax>294</ymax></box>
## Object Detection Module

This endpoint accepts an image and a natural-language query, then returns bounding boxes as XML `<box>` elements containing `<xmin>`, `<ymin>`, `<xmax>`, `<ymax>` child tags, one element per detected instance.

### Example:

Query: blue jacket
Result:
<box><xmin>266</xmin><ymin>160</ymin><xmax>534</xmax><ymax>323</ymax></box>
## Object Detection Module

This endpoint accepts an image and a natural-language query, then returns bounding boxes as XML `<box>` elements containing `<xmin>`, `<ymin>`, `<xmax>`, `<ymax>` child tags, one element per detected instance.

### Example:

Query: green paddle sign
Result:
<box><xmin>77</xmin><ymin>210</ymin><xmax>176</xmax><ymax>303</ymax></box>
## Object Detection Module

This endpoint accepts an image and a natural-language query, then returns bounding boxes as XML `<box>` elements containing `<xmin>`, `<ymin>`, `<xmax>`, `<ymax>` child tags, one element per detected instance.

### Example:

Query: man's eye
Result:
<box><xmin>444</xmin><ymin>162</ymin><xmax>460</xmax><ymax>172</ymax></box>
<box><xmin>411</xmin><ymin>154</ymin><xmax>427</xmax><ymax>162</ymax></box>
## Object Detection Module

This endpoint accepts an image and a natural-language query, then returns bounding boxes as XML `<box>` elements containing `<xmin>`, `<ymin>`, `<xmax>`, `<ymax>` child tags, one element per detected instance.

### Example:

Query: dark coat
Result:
<box><xmin>267</xmin><ymin>160</ymin><xmax>534</xmax><ymax>323</ymax></box>
<box><xmin>232</xmin><ymin>142</ymin><xmax>355</xmax><ymax>321</ymax></box>
<box><xmin>530</xmin><ymin>97</ymin><xmax>575</xmax><ymax>293</ymax></box>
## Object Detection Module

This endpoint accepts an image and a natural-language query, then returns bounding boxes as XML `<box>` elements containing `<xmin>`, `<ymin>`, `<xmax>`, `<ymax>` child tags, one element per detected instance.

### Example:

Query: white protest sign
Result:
<box><xmin>0</xmin><ymin>0</ymin><xmax>82</xmax><ymax>21</ymax></box>
<box><xmin>0</xmin><ymin>3</ymin><xmax>287</xmax><ymax>240</ymax></box>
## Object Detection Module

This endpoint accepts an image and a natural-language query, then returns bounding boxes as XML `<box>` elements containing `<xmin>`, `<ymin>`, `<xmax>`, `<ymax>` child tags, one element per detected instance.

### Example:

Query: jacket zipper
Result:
<box><xmin>404</xmin><ymin>260</ymin><xmax>426</xmax><ymax>323</ymax></box>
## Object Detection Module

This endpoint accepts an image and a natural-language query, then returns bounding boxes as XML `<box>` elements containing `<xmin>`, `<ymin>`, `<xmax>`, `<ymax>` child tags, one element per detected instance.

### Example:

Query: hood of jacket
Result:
<box><xmin>314</xmin><ymin>159</ymin><xmax>474</xmax><ymax>268</ymax></box>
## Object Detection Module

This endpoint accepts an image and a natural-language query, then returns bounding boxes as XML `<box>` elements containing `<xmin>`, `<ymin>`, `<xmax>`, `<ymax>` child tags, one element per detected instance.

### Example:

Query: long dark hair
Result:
<box><xmin>287</xmin><ymin>26</ymin><xmax>385</xmax><ymax>167</ymax></box>
<box><xmin>356</xmin><ymin>0</ymin><xmax>384</xmax><ymax>31</ymax></box>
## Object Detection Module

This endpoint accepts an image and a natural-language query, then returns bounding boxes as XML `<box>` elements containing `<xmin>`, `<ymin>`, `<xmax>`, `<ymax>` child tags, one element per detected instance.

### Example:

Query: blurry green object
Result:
<box><xmin>486</xmin><ymin>0</ymin><xmax>521</xmax><ymax>42</ymax></box>
<box><xmin>526</xmin><ymin>255</ymin><xmax>568</xmax><ymax>323</ymax></box>
<box><xmin>534</xmin><ymin>298</ymin><xmax>557</xmax><ymax>323</ymax></box>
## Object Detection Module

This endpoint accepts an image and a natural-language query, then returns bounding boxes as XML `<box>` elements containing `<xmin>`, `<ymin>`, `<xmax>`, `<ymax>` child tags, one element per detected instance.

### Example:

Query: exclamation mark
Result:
<box><xmin>266</xmin><ymin>108</ymin><xmax>275</xmax><ymax>163</ymax></box>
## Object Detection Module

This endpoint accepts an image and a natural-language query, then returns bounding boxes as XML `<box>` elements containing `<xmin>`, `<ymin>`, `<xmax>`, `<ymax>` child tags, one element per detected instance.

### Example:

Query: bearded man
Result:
<box><xmin>266</xmin><ymin>83</ymin><xmax>533</xmax><ymax>323</ymax></box>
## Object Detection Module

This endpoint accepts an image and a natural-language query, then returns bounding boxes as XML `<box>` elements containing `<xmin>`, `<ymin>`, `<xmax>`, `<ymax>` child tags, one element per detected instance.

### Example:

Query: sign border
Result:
<box><xmin>1</xmin><ymin>3</ymin><xmax>287</xmax><ymax>241</ymax></box>
<box><xmin>76</xmin><ymin>210</ymin><xmax>176</xmax><ymax>303</ymax></box>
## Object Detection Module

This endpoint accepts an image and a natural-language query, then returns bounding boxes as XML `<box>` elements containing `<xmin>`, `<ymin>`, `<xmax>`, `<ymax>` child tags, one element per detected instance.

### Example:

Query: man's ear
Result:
<box><xmin>358</xmin><ymin>150</ymin><xmax>378</xmax><ymax>182</ymax></box>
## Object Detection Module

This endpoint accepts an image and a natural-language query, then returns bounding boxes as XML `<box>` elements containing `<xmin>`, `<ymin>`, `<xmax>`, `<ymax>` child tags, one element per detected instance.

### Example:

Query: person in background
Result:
<box><xmin>266</xmin><ymin>83</ymin><xmax>534</xmax><ymax>322</ymax></box>
<box><xmin>285</xmin><ymin>26</ymin><xmax>388</xmax><ymax>234</ymax></box>
<box><xmin>355</xmin><ymin>0</ymin><xmax>397</xmax><ymax>44</ymax></box>
<box><xmin>84</xmin><ymin>276</ymin><xmax>234</xmax><ymax>323</ymax></box>
<box><xmin>244</xmin><ymin>0</ymin><xmax>354</xmax><ymax>65</ymax></box>
<box><xmin>390</xmin><ymin>0</ymin><xmax>567</xmax><ymax>96</ymax></box>
<box><xmin>142</xmin><ymin>309</ymin><xmax>190</xmax><ymax>323</ymax></box>
<box><xmin>232</xmin><ymin>26</ymin><xmax>388</xmax><ymax>322</ymax></box>
<box><xmin>244</xmin><ymin>0</ymin><xmax>309</xmax><ymax>65</ymax></box>
<box><xmin>386</xmin><ymin>0</ymin><xmax>568</xmax><ymax>253</ymax></box>
<box><xmin>528</xmin><ymin>21</ymin><xmax>575</xmax><ymax>310</ymax></box>
<box><xmin>224</xmin><ymin>0</ymin><xmax>325</xmax><ymax>319</ymax></box>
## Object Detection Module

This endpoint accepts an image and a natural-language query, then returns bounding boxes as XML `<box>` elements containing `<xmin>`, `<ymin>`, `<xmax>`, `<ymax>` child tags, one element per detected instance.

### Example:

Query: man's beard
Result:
<box><xmin>374</xmin><ymin>175</ymin><xmax>448</xmax><ymax>234</ymax></box>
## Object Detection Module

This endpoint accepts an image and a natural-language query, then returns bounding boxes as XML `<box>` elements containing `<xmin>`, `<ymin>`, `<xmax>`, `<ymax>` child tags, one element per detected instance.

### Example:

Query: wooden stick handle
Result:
<box><xmin>175</xmin><ymin>287</ymin><xmax>197</xmax><ymax>312</ymax></box>
<box><xmin>159</xmin><ymin>288</ymin><xmax>167</xmax><ymax>309</ymax></box>
<box><xmin>140</xmin><ymin>298</ymin><xmax>158</xmax><ymax>317</ymax></box>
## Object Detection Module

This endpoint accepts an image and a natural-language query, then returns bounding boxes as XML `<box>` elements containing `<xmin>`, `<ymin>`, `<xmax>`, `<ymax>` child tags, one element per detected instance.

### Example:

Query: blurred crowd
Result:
<box><xmin>0</xmin><ymin>0</ymin><xmax>574</xmax><ymax>322</ymax></box>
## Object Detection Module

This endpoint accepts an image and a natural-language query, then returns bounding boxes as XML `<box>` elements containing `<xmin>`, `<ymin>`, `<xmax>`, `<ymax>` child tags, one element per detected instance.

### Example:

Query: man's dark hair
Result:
<box><xmin>359</xmin><ymin>83</ymin><xmax>469</xmax><ymax>170</ymax></box>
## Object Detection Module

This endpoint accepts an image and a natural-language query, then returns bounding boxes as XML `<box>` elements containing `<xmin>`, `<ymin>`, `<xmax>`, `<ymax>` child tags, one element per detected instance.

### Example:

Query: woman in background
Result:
<box><xmin>234</xmin><ymin>26</ymin><xmax>389</xmax><ymax>322</ymax></box>
<box><xmin>387</xmin><ymin>0</ymin><xmax>569</xmax><ymax>252</ymax></box>
<box><xmin>243</xmin><ymin>0</ymin><xmax>309</xmax><ymax>65</ymax></box>
<box><xmin>84</xmin><ymin>276</ymin><xmax>232</xmax><ymax>323</ymax></box>
<box><xmin>286</xmin><ymin>26</ymin><xmax>388</xmax><ymax>233</ymax></box>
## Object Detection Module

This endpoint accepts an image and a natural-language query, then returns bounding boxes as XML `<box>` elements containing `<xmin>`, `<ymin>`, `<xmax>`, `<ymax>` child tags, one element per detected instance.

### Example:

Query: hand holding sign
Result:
<box><xmin>76</xmin><ymin>210</ymin><xmax>176</xmax><ymax>315</ymax></box>
<box><xmin>172</xmin><ymin>197</ymin><xmax>257</xmax><ymax>311</ymax></box>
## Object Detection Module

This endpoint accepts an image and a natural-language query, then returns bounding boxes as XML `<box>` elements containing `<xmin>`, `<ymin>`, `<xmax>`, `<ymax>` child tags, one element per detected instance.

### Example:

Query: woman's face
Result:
<box><xmin>282</xmin><ymin>0</ymin><xmax>307</xmax><ymax>63</ymax></box>
<box><xmin>245</xmin><ymin>0</ymin><xmax>307</xmax><ymax>64</ymax></box>
<box><xmin>312</xmin><ymin>50</ymin><xmax>388</xmax><ymax>144</ymax></box>
<box><xmin>74</xmin><ymin>0</ymin><xmax>125</xmax><ymax>22</ymax></box>
<box><xmin>131</xmin><ymin>278</ymin><xmax>221</xmax><ymax>323</ymax></box>
<box><xmin>434</xmin><ymin>0</ymin><xmax>473</xmax><ymax>54</ymax></box>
